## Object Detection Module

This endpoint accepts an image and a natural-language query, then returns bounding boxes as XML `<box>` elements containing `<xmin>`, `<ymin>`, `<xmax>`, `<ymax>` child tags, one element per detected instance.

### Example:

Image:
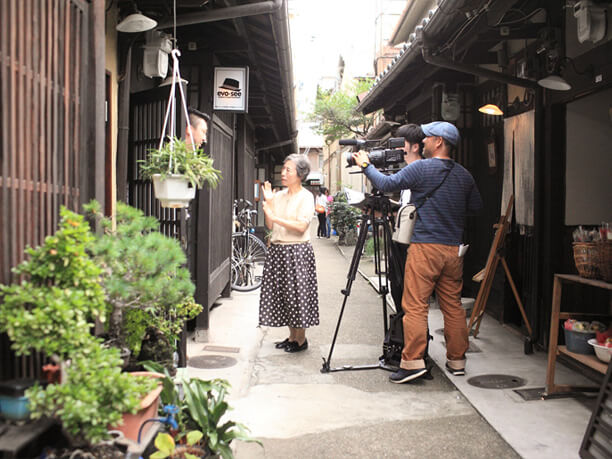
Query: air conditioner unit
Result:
<box><xmin>143</xmin><ymin>31</ymin><xmax>172</xmax><ymax>79</ymax></box>
<box><xmin>144</xmin><ymin>48</ymin><xmax>168</xmax><ymax>78</ymax></box>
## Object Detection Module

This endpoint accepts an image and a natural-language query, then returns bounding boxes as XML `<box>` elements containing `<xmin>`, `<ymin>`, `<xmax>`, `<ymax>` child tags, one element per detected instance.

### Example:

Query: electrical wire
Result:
<box><xmin>495</xmin><ymin>7</ymin><xmax>545</xmax><ymax>26</ymax></box>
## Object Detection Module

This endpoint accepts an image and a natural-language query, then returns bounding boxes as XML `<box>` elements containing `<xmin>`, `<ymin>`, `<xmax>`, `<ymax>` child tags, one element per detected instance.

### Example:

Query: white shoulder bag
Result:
<box><xmin>392</xmin><ymin>162</ymin><xmax>455</xmax><ymax>245</ymax></box>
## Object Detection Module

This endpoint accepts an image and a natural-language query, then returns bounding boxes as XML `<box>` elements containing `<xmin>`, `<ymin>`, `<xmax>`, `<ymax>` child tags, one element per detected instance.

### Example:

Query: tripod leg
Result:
<box><xmin>322</xmin><ymin>213</ymin><xmax>372</xmax><ymax>373</ymax></box>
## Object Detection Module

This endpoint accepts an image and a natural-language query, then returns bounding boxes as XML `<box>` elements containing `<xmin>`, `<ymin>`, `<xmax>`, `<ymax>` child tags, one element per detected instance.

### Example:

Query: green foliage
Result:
<box><xmin>0</xmin><ymin>206</ymin><xmax>154</xmax><ymax>446</ymax></box>
<box><xmin>27</xmin><ymin>346</ymin><xmax>156</xmax><ymax>446</ymax></box>
<box><xmin>84</xmin><ymin>201</ymin><xmax>203</xmax><ymax>357</ymax></box>
<box><xmin>329</xmin><ymin>193</ymin><xmax>361</xmax><ymax>245</ymax></box>
<box><xmin>142</xmin><ymin>361</ymin><xmax>260</xmax><ymax>459</ymax></box>
<box><xmin>151</xmin><ymin>431</ymin><xmax>205</xmax><ymax>459</ymax></box>
<box><xmin>139</xmin><ymin>137</ymin><xmax>222</xmax><ymax>189</ymax></box>
<box><xmin>182</xmin><ymin>378</ymin><xmax>260</xmax><ymax>459</ymax></box>
<box><xmin>308</xmin><ymin>79</ymin><xmax>376</xmax><ymax>142</ymax></box>
<box><xmin>0</xmin><ymin>207</ymin><xmax>107</xmax><ymax>358</ymax></box>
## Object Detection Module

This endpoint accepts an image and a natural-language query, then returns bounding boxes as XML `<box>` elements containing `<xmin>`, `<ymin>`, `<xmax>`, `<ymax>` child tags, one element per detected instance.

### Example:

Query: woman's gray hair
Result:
<box><xmin>284</xmin><ymin>154</ymin><xmax>311</xmax><ymax>181</ymax></box>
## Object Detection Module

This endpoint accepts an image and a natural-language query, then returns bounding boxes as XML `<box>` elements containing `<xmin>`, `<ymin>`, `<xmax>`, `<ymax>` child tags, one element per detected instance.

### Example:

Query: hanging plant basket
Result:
<box><xmin>138</xmin><ymin>50</ymin><xmax>221</xmax><ymax>209</ymax></box>
<box><xmin>152</xmin><ymin>174</ymin><xmax>196</xmax><ymax>209</ymax></box>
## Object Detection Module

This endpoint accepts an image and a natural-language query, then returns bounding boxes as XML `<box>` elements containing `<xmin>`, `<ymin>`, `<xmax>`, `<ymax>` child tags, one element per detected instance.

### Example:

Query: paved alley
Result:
<box><xmin>186</xmin><ymin>225</ymin><xmax>519</xmax><ymax>459</ymax></box>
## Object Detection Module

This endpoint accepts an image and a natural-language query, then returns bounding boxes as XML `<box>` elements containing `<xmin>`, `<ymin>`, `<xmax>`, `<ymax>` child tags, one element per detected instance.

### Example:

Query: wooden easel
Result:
<box><xmin>467</xmin><ymin>195</ymin><xmax>535</xmax><ymax>353</ymax></box>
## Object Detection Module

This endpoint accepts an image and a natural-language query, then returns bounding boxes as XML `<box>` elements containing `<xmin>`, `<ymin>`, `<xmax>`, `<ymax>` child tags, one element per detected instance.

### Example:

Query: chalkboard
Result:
<box><xmin>580</xmin><ymin>361</ymin><xmax>612</xmax><ymax>458</ymax></box>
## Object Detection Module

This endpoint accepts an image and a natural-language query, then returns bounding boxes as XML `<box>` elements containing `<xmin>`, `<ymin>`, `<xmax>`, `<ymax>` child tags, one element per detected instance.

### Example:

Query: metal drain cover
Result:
<box><xmin>467</xmin><ymin>374</ymin><xmax>526</xmax><ymax>389</ymax></box>
<box><xmin>187</xmin><ymin>355</ymin><xmax>237</xmax><ymax>369</ymax></box>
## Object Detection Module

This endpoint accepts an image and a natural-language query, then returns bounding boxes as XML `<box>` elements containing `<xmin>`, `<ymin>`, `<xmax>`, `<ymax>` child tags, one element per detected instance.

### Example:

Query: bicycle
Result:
<box><xmin>231</xmin><ymin>199</ymin><xmax>267</xmax><ymax>292</ymax></box>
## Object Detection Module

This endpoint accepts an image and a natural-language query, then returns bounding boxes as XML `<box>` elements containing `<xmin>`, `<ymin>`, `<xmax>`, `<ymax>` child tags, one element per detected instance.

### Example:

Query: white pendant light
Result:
<box><xmin>537</xmin><ymin>74</ymin><xmax>572</xmax><ymax>91</ymax></box>
<box><xmin>116</xmin><ymin>12</ymin><xmax>157</xmax><ymax>33</ymax></box>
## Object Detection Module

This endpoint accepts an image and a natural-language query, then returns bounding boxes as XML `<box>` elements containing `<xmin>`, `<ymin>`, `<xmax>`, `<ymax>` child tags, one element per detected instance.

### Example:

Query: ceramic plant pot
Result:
<box><xmin>152</xmin><ymin>174</ymin><xmax>196</xmax><ymax>208</ymax></box>
<box><xmin>109</xmin><ymin>371</ymin><xmax>164</xmax><ymax>442</ymax></box>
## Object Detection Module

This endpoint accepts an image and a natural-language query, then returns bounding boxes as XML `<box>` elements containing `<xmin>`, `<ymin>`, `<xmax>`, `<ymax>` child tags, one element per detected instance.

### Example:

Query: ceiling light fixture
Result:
<box><xmin>116</xmin><ymin>10</ymin><xmax>157</xmax><ymax>33</ymax></box>
<box><xmin>478</xmin><ymin>103</ymin><xmax>504</xmax><ymax>116</ymax></box>
<box><xmin>537</xmin><ymin>74</ymin><xmax>572</xmax><ymax>91</ymax></box>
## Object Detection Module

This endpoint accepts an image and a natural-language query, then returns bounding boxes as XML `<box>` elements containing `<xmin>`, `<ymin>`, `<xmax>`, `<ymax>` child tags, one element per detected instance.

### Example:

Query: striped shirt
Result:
<box><xmin>364</xmin><ymin>158</ymin><xmax>482</xmax><ymax>245</ymax></box>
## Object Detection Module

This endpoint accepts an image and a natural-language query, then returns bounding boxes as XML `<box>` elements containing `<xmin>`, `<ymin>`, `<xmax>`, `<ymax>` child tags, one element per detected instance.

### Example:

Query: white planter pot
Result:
<box><xmin>152</xmin><ymin>174</ymin><xmax>196</xmax><ymax>208</ymax></box>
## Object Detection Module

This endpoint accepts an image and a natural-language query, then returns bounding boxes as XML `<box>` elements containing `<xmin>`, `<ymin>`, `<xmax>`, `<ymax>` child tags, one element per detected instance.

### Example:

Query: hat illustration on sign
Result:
<box><xmin>219</xmin><ymin>78</ymin><xmax>241</xmax><ymax>91</ymax></box>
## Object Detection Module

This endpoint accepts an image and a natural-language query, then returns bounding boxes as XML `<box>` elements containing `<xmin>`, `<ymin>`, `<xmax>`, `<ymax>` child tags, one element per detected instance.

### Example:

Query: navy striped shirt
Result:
<box><xmin>364</xmin><ymin>158</ymin><xmax>483</xmax><ymax>245</ymax></box>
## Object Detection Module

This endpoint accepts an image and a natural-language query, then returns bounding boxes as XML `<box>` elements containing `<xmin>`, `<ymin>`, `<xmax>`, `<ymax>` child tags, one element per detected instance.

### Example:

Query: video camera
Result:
<box><xmin>342</xmin><ymin>137</ymin><xmax>405</xmax><ymax>169</ymax></box>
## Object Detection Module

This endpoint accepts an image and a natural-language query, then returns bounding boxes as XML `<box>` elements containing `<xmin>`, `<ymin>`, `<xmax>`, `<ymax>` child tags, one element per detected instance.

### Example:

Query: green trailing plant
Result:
<box><xmin>0</xmin><ymin>207</ymin><xmax>155</xmax><ymax>447</ymax></box>
<box><xmin>84</xmin><ymin>201</ymin><xmax>202</xmax><ymax>362</ymax></box>
<box><xmin>329</xmin><ymin>193</ymin><xmax>361</xmax><ymax>246</ymax></box>
<box><xmin>139</xmin><ymin>137</ymin><xmax>222</xmax><ymax>189</ymax></box>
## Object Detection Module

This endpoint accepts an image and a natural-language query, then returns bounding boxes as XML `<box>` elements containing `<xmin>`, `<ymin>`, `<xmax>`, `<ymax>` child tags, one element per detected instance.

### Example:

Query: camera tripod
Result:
<box><xmin>321</xmin><ymin>190</ymin><xmax>416</xmax><ymax>374</ymax></box>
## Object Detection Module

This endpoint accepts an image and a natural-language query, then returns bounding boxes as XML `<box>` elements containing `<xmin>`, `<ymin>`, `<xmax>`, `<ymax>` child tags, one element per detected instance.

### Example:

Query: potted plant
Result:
<box><xmin>84</xmin><ymin>201</ymin><xmax>203</xmax><ymax>371</ymax></box>
<box><xmin>143</xmin><ymin>362</ymin><xmax>261</xmax><ymax>459</ymax></box>
<box><xmin>139</xmin><ymin>137</ymin><xmax>222</xmax><ymax>208</ymax></box>
<box><xmin>0</xmin><ymin>207</ymin><xmax>157</xmax><ymax>450</ymax></box>
<box><xmin>329</xmin><ymin>193</ymin><xmax>361</xmax><ymax>246</ymax></box>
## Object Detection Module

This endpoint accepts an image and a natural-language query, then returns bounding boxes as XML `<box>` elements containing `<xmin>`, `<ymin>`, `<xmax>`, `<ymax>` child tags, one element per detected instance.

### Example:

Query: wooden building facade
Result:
<box><xmin>0</xmin><ymin>0</ymin><xmax>296</xmax><ymax>380</ymax></box>
<box><xmin>356</xmin><ymin>0</ymin><xmax>612</xmax><ymax>349</ymax></box>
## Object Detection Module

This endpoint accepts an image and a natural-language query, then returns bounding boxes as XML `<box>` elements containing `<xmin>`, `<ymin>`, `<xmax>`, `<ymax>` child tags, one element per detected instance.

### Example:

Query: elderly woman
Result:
<box><xmin>259</xmin><ymin>154</ymin><xmax>319</xmax><ymax>353</ymax></box>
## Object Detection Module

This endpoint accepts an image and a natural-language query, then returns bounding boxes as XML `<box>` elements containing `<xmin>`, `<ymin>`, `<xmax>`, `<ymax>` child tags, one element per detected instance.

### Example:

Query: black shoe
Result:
<box><xmin>274</xmin><ymin>338</ymin><xmax>292</xmax><ymax>349</ymax></box>
<box><xmin>389</xmin><ymin>367</ymin><xmax>427</xmax><ymax>383</ymax></box>
<box><xmin>285</xmin><ymin>339</ymin><xmax>308</xmax><ymax>353</ymax></box>
<box><xmin>445</xmin><ymin>363</ymin><xmax>465</xmax><ymax>376</ymax></box>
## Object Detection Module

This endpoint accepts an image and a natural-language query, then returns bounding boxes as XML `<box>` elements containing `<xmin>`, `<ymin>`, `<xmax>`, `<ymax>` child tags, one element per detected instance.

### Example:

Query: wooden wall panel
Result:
<box><xmin>0</xmin><ymin>0</ymin><xmax>89</xmax><ymax>380</ymax></box>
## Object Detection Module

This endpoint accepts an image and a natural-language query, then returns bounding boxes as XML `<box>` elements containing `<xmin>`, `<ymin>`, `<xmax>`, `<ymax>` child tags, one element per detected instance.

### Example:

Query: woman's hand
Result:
<box><xmin>262</xmin><ymin>181</ymin><xmax>275</xmax><ymax>202</ymax></box>
<box><xmin>262</xmin><ymin>200</ymin><xmax>275</xmax><ymax>224</ymax></box>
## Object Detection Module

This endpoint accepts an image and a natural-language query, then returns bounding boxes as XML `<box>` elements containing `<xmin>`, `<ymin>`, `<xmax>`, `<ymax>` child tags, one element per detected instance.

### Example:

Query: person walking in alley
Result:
<box><xmin>315</xmin><ymin>187</ymin><xmax>328</xmax><ymax>238</ymax></box>
<box><xmin>325</xmin><ymin>188</ymin><xmax>333</xmax><ymax>238</ymax></box>
<box><xmin>352</xmin><ymin>121</ymin><xmax>483</xmax><ymax>383</ymax></box>
<box><xmin>259</xmin><ymin>154</ymin><xmax>320</xmax><ymax>353</ymax></box>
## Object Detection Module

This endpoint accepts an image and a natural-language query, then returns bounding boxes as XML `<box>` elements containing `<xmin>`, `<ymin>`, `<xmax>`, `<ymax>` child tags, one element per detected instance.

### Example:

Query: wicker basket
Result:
<box><xmin>573</xmin><ymin>242</ymin><xmax>600</xmax><ymax>279</ymax></box>
<box><xmin>598</xmin><ymin>241</ymin><xmax>612</xmax><ymax>283</ymax></box>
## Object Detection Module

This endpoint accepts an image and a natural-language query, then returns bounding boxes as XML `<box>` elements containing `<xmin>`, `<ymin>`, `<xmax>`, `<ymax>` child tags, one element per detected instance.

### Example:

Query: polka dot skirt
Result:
<box><xmin>259</xmin><ymin>242</ymin><xmax>320</xmax><ymax>328</ymax></box>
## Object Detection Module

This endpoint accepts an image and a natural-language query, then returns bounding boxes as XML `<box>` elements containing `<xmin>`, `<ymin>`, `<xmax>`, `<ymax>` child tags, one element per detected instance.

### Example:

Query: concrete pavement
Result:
<box><xmin>184</xmin><ymin>225</ymin><xmax>520</xmax><ymax>458</ymax></box>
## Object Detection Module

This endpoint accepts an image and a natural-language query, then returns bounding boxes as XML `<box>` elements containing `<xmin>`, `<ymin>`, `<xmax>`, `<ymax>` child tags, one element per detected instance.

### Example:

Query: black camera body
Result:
<box><xmin>342</xmin><ymin>137</ymin><xmax>405</xmax><ymax>169</ymax></box>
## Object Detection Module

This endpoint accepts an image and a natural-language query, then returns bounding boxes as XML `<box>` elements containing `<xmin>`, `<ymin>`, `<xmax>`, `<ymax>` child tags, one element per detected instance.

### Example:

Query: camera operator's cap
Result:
<box><xmin>421</xmin><ymin>121</ymin><xmax>460</xmax><ymax>146</ymax></box>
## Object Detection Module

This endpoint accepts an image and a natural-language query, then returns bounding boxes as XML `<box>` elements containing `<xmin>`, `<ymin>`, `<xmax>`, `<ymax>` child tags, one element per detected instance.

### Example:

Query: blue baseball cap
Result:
<box><xmin>421</xmin><ymin>121</ymin><xmax>460</xmax><ymax>146</ymax></box>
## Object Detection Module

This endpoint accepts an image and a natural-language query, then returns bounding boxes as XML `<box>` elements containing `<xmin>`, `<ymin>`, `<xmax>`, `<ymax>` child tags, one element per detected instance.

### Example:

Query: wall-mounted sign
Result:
<box><xmin>213</xmin><ymin>67</ymin><xmax>249</xmax><ymax>112</ymax></box>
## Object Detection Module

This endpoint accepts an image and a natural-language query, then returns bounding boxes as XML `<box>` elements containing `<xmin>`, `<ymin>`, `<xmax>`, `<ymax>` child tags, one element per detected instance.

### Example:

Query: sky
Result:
<box><xmin>288</xmin><ymin>0</ymin><xmax>378</xmax><ymax>147</ymax></box>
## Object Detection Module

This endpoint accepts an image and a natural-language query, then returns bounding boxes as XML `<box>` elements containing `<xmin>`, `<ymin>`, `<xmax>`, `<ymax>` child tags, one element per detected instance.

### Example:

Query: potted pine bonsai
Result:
<box><xmin>139</xmin><ymin>137</ymin><xmax>222</xmax><ymax>208</ymax></box>
<box><xmin>84</xmin><ymin>200</ymin><xmax>202</xmax><ymax>372</ymax></box>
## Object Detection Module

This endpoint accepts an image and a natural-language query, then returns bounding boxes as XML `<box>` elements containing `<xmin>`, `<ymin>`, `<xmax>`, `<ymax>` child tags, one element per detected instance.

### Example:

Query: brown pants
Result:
<box><xmin>400</xmin><ymin>243</ymin><xmax>468</xmax><ymax>371</ymax></box>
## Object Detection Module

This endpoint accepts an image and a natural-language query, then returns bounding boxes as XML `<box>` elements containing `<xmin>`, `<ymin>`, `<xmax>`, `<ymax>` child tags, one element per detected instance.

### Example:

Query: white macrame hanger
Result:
<box><xmin>157</xmin><ymin>0</ymin><xmax>195</xmax><ymax>173</ymax></box>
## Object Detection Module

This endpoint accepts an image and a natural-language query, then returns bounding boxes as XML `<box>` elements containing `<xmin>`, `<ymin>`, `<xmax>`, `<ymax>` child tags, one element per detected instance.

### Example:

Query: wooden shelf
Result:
<box><xmin>545</xmin><ymin>274</ymin><xmax>612</xmax><ymax>397</ymax></box>
<box><xmin>558</xmin><ymin>345</ymin><xmax>609</xmax><ymax>374</ymax></box>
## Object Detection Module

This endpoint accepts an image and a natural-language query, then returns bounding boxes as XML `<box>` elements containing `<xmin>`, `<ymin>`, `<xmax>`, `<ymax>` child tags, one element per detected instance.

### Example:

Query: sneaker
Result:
<box><xmin>445</xmin><ymin>363</ymin><xmax>465</xmax><ymax>376</ymax></box>
<box><xmin>389</xmin><ymin>367</ymin><xmax>427</xmax><ymax>383</ymax></box>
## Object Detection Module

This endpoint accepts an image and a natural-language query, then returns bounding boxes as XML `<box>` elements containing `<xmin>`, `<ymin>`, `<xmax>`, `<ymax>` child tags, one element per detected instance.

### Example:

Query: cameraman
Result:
<box><xmin>352</xmin><ymin>121</ymin><xmax>482</xmax><ymax>384</ymax></box>
<box><xmin>389</xmin><ymin>124</ymin><xmax>424</xmax><ymax>310</ymax></box>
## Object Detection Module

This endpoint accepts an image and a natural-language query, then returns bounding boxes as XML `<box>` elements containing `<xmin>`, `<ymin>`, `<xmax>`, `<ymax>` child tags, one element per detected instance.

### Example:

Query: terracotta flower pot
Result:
<box><xmin>109</xmin><ymin>371</ymin><xmax>164</xmax><ymax>442</ymax></box>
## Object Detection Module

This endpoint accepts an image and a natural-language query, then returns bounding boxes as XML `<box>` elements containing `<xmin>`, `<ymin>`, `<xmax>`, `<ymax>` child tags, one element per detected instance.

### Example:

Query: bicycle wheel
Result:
<box><xmin>231</xmin><ymin>232</ymin><xmax>267</xmax><ymax>292</ymax></box>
